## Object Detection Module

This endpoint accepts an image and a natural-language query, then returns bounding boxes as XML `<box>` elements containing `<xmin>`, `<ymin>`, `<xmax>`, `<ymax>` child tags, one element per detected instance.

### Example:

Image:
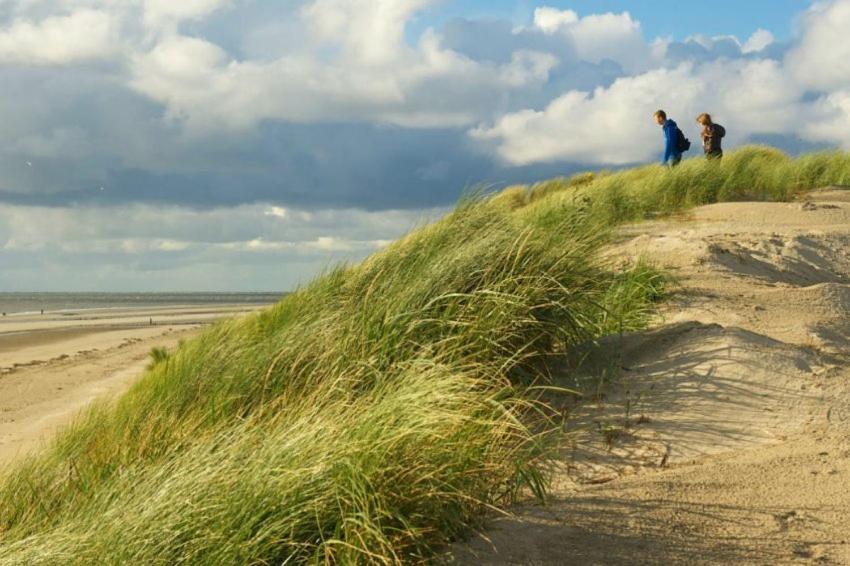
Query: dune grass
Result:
<box><xmin>0</xmin><ymin>146</ymin><xmax>848</xmax><ymax>564</ymax></box>
<box><xmin>520</xmin><ymin>145</ymin><xmax>850</xmax><ymax>223</ymax></box>
<box><xmin>0</xmin><ymin>198</ymin><xmax>663</xmax><ymax>565</ymax></box>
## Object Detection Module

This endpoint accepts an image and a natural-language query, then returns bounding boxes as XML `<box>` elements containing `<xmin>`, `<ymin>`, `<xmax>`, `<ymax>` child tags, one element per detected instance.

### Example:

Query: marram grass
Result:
<box><xmin>1</xmin><ymin>146</ymin><xmax>847</xmax><ymax>564</ymax></box>
<box><xmin>518</xmin><ymin>145</ymin><xmax>850</xmax><ymax>223</ymax></box>
<box><xmin>0</xmin><ymin>197</ymin><xmax>660</xmax><ymax>565</ymax></box>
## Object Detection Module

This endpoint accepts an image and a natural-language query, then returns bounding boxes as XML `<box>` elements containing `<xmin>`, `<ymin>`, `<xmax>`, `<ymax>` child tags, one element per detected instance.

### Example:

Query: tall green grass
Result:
<box><xmin>0</xmin><ymin>198</ymin><xmax>662</xmax><ymax>564</ymax></box>
<box><xmin>0</xmin><ymin>145</ymin><xmax>847</xmax><ymax>564</ymax></box>
<box><xmin>520</xmin><ymin>146</ymin><xmax>850</xmax><ymax>223</ymax></box>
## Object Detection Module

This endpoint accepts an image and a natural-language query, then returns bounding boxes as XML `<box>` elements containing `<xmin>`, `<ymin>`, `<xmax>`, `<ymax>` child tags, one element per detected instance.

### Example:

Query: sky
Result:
<box><xmin>0</xmin><ymin>0</ymin><xmax>847</xmax><ymax>292</ymax></box>
<box><xmin>413</xmin><ymin>1</ymin><xmax>804</xmax><ymax>41</ymax></box>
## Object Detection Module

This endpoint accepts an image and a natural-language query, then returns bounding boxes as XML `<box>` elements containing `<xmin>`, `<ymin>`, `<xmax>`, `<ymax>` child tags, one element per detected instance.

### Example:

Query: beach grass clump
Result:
<box><xmin>145</xmin><ymin>345</ymin><xmax>170</xmax><ymax>370</ymax></box>
<box><xmin>0</xmin><ymin>196</ymin><xmax>662</xmax><ymax>564</ymax></box>
<box><xmin>519</xmin><ymin>145</ymin><xmax>850</xmax><ymax>224</ymax></box>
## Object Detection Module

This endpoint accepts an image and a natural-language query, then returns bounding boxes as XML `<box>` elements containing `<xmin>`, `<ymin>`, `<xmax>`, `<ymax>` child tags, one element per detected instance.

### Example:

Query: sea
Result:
<box><xmin>0</xmin><ymin>292</ymin><xmax>285</xmax><ymax>316</ymax></box>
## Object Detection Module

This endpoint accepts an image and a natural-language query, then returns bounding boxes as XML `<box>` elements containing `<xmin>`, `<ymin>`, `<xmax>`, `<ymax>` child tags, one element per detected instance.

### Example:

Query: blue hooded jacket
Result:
<box><xmin>662</xmin><ymin>119</ymin><xmax>681</xmax><ymax>165</ymax></box>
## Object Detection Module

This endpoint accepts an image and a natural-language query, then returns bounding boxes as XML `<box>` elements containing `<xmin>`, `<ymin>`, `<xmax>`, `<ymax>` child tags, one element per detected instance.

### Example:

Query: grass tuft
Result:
<box><xmin>145</xmin><ymin>346</ymin><xmax>170</xmax><ymax>370</ymax></box>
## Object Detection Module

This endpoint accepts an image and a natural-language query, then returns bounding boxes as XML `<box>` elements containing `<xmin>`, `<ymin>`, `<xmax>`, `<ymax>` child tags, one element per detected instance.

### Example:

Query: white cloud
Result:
<box><xmin>708</xmin><ymin>58</ymin><xmax>802</xmax><ymax>134</ymax></box>
<box><xmin>533</xmin><ymin>7</ymin><xmax>578</xmax><ymax>34</ymax></box>
<box><xmin>786</xmin><ymin>0</ymin><xmax>850</xmax><ymax>90</ymax></box>
<box><xmin>128</xmin><ymin>18</ymin><xmax>559</xmax><ymax>131</ymax></box>
<box><xmin>500</xmin><ymin>49</ymin><xmax>558</xmax><ymax>86</ymax></box>
<box><xmin>742</xmin><ymin>28</ymin><xmax>774</xmax><ymax>54</ymax></box>
<box><xmin>143</xmin><ymin>0</ymin><xmax>230</xmax><ymax>30</ymax></box>
<box><xmin>472</xmin><ymin>58</ymin><xmax>803</xmax><ymax>166</ymax></box>
<box><xmin>804</xmin><ymin>90</ymin><xmax>850</xmax><ymax>149</ymax></box>
<box><xmin>302</xmin><ymin>0</ymin><xmax>433</xmax><ymax>64</ymax></box>
<box><xmin>0</xmin><ymin>9</ymin><xmax>118</xmax><ymax>64</ymax></box>
<box><xmin>472</xmin><ymin>66</ymin><xmax>702</xmax><ymax>165</ymax></box>
<box><xmin>531</xmin><ymin>7</ymin><xmax>649</xmax><ymax>72</ymax></box>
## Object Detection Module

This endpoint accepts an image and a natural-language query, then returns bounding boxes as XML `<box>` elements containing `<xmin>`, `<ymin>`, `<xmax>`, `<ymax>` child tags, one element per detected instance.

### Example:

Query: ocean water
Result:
<box><xmin>0</xmin><ymin>292</ymin><xmax>284</xmax><ymax>316</ymax></box>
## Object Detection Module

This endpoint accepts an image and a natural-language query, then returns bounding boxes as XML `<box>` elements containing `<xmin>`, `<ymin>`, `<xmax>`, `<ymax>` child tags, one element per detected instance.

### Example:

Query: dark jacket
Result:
<box><xmin>662</xmin><ymin>119</ymin><xmax>682</xmax><ymax>165</ymax></box>
<box><xmin>702</xmin><ymin>123</ymin><xmax>725</xmax><ymax>155</ymax></box>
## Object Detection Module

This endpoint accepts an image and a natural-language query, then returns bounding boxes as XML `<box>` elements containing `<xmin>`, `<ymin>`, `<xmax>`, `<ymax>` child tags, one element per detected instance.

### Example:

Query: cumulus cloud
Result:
<box><xmin>533</xmin><ymin>7</ymin><xmax>578</xmax><ymax>34</ymax></box>
<box><xmin>472</xmin><ymin>56</ymin><xmax>806</xmax><ymax>166</ymax></box>
<box><xmin>0</xmin><ymin>8</ymin><xmax>118</xmax><ymax>64</ymax></box>
<box><xmin>302</xmin><ymin>0</ymin><xmax>432</xmax><ymax>64</ymax></box>
<box><xmin>123</xmin><ymin>2</ymin><xmax>656</xmax><ymax>133</ymax></box>
<box><xmin>472</xmin><ymin>0</ymin><xmax>850</xmax><ymax>168</ymax></box>
<box><xmin>531</xmin><ymin>7</ymin><xmax>649</xmax><ymax>72</ymax></box>
<box><xmin>742</xmin><ymin>28</ymin><xmax>775</xmax><ymax>54</ymax></box>
<box><xmin>804</xmin><ymin>90</ymin><xmax>850</xmax><ymax>149</ymax></box>
<box><xmin>787</xmin><ymin>0</ymin><xmax>850</xmax><ymax>91</ymax></box>
<box><xmin>143</xmin><ymin>0</ymin><xmax>230</xmax><ymax>30</ymax></box>
<box><xmin>471</xmin><ymin>56</ymin><xmax>801</xmax><ymax>165</ymax></box>
<box><xmin>128</xmin><ymin>22</ymin><xmax>559</xmax><ymax>130</ymax></box>
<box><xmin>472</xmin><ymin>65</ymin><xmax>704</xmax><ymax>165</ymax></box>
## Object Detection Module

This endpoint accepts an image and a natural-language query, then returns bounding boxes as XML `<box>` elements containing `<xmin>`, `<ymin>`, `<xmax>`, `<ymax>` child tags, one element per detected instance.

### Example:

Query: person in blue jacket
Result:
<box><xmin>654</xmin><ymin>109</ymin><xmax>682</xmax><ymax>167</ymax></box>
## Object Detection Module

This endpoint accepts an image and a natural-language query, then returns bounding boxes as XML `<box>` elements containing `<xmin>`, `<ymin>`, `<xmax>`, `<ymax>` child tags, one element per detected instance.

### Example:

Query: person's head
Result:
<box><xmin>697</xmin><ymin>112</ymin><xmax>713</xmax><ymax>126</ymax></box>
<box><xmin>654</xmin><ymin>109</ymin><xmax>667</xmax><ymax>126</ymax></box>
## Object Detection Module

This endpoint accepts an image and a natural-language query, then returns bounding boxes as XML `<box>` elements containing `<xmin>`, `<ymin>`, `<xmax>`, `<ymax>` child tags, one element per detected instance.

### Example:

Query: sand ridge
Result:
<box><xmin>450</xmin><ymin>188</ymin><xmax>850</xmax><ymax>565</ymax></box>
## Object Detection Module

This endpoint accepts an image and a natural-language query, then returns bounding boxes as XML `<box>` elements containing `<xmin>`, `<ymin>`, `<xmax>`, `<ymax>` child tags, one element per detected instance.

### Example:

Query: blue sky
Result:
<box><xmin>414</xmin><ymin>0</ymin><xmax>805</xmax><ymax>40</ymax></box>
<box><xmin>1</xmin><ymin>0</ymin><xmax>849</xmax><ymax>292</ymax></box>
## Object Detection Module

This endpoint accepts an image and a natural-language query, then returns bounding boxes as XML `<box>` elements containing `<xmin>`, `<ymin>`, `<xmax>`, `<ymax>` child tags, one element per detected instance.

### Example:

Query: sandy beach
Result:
<box><xmin>0</xmin><ymin>304</ymin><xmax>269</xmax><ymax>466</ymax></box>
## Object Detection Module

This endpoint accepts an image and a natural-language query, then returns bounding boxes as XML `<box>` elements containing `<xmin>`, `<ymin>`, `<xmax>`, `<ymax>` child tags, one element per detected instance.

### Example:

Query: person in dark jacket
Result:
<box><xmin>697</xmin><ymin>113</ymin><xmax>725</xmax><ymax>160</ymax></box>
<box><xmin>654</xmin><ymin>109</ymin><xmax>682</xmax><ymax>167</ymax></box>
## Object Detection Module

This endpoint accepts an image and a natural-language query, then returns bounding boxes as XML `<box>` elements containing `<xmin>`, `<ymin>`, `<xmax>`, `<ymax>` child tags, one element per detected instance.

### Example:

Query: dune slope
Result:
<box><xmin>450</xmin><ymin>189</ymin><xmax>850</xmax><ymax>565</ymax></box>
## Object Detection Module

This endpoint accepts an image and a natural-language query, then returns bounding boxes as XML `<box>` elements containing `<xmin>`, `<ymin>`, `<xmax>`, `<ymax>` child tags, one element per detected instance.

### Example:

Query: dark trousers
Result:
<box><xmin>706</xmin><ymin>150</ymin><xmax>722</xmax><ymax>160</ymax></box>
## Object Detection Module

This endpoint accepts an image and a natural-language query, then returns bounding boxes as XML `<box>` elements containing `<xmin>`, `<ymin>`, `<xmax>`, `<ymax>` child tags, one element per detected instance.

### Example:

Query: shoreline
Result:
<box><xmin>0</xmin><ymin>300</ymin><xmax>281</xmax><ymax>318</ymax></box>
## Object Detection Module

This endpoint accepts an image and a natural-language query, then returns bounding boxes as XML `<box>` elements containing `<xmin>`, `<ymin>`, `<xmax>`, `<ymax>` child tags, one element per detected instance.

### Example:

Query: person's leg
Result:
<box><xmin>670</xmin><ymin>155</ymin><xmax>682</xmax><ymax>167</ymax></box>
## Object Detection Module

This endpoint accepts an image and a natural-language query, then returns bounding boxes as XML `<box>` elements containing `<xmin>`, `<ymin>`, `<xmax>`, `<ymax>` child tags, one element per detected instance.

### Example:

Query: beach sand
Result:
<box><xmin>449</xmin><ymin>188</ymin><xmax>850</xmax><ymax>564</ymax></box>
<box><xmin>0</xmin><ymin>304</ymin><xmax>268</xmax><ymax>466</ymax></box>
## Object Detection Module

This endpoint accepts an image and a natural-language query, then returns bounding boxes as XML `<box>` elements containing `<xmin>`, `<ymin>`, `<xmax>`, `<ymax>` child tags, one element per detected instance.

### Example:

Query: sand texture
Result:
<box><xmin>450</xmin><ymin>188</ymin><xmax>850</xmax><ymax>565</ymax></box>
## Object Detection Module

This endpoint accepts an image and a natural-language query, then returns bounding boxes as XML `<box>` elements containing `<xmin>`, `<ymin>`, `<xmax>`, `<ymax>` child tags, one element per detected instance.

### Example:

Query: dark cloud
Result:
<box><xmin>0</xmin><ymin>11</ymin><xmax>624</xmax><ymax>213</ymax></box>
<box><xmin>0</xmin><ymin>117</ymin><xmax>590</xmax><ymax>211</ymax></box>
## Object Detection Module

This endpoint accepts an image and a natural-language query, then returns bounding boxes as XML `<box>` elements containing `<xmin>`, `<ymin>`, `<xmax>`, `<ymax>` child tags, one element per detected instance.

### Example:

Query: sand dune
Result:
<box><xmin>5</xmin><ymin>190</ymin><xmax>850</xmax><ymax>562</ymax></box>
<box><xmin>0</xmin><ymin>305</ymin><xmax>267</xmax><ymax>466</ymax></box>
<box><xmin>451</xmin><ymin>188</ymin><xmax>850</xmax><ymax>564</ymax></box>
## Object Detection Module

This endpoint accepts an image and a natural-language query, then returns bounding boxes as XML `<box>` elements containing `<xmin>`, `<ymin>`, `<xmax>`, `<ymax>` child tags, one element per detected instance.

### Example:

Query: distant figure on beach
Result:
<box><xmin>697</xmin><ymin>113</ymin><xmax>726</xmax><ymax>160</ymax></box>
<box><xmin>654</xmin><ymin>110</ymin><xmax>690</xmax><ymax>167</ymax></box>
